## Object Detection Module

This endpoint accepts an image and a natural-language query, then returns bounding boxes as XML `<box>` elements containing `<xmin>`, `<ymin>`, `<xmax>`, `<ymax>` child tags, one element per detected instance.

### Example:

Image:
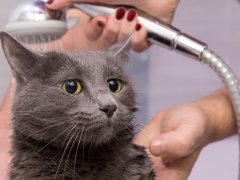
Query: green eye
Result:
<box><xmin>108</xmin><ymin>79</ymin><xmax>122</xmax><ymax>93</ymax></box>
<box><xmin>62</xmin><ymin>80</ymin><xmax>82</xmax><ymax>95</ymax></box>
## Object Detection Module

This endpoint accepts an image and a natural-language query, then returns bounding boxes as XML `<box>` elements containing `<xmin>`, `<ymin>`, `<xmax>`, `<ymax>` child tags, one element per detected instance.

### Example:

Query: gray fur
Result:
<box><xmin>1</xmin><ymin>32</ymin><xmax>155</xmax><ymax>180</ymax></box>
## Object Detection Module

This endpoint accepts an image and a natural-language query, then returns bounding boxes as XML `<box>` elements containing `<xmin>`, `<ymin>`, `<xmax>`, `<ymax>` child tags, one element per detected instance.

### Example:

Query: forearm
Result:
<box><xmin>193</xmin><ymin>88</ymin><xmax>237</xmax><ymax>143</ymax></box>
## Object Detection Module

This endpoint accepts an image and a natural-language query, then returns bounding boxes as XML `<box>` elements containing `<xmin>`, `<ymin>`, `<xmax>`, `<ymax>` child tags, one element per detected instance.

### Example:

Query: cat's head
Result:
<box><xmin>1</xmin><ymin>32</ymin><xmax>136</xmax><ymax>146</ymax></box>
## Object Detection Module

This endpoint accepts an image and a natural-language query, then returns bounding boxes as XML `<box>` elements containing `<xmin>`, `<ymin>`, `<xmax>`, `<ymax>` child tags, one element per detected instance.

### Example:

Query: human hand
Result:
<box><xmin>134</xmin><ymin>104</ymin><xmax>216</xmax><ymax>180</ymax></box>
<box><xmin>47</xmin><ymin>0</ymin><xmax>180</xmax><ymax>24</ymax></box>
<box><xmin>47</xmin><ymin>0</ymin><xmax>180</xmax><ymax>51</ymax></box>
<box><xmin>58</xmin><ymin>8</ymin><xmax>148</xmax><ymax>52</ymax></box>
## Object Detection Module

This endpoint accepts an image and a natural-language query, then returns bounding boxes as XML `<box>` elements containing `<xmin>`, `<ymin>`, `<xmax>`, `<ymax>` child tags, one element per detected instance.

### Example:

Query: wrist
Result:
<box><xmin>193</xmin><ymin>88</ymin><xmax>237</xmax><ymax>144</ymax></box>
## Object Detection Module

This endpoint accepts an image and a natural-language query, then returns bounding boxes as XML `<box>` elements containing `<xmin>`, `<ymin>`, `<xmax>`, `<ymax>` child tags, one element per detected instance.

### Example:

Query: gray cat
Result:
<box><xmin>1</xmin><ymin>32</ymin><xmax>155</xmax><ymax>180</ymax></box>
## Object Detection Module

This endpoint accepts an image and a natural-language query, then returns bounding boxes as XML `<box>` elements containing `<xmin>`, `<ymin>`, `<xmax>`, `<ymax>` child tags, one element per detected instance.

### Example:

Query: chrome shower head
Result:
<box><xmin>3</xmin><ymin>0</ymin><xmax>67</xmax><ymax>43</ymax></box>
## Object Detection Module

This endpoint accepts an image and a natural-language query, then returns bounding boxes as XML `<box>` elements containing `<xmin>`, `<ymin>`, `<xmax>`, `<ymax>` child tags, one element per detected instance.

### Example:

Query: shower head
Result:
<box><xmin>3</xmin><ymin>0</ymin><xmax>67</xmax><ymax>43</ymax></box>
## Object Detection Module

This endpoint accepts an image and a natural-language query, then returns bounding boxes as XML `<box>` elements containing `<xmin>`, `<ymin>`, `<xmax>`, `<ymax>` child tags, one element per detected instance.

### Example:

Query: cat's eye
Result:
<box><xmin>62</xmin><ymin>80</ymin><xmax>82</xmax><ymax>95</ymax></box>
<box><xmin>108</xmin><ymin>79</ymin><xmax>122</xmax><ymax>93</ymax></box>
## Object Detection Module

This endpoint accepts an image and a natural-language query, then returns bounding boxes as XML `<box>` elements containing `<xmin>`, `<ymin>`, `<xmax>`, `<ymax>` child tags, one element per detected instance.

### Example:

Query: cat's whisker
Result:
<box><xmin>90</xmin><ymin>127</ymin><xmax>93</xmax><ymax>155</ymax></box>
<box><xmin>134</xmin><ymin>112</ymin><xmax>156</xmax><ymax>121</ymax></box>
<box><xmin>25</xmin><ymin>120</ymin><xmax>73</xmax><ymax>139</ymax></box>
<box><xmin>126</xmin><ymin>123</ymin><xmax>151</xmax><ymax>142</ymax></box>
<box><xmin>123</xmin><ymin>125</ymin><xmax>135</xmax><ymax>139</ymax></box>
<box><xmin>111</xmin><ymin>136</ymin><xmax>120</xmax><ymax>146</ymax></box>
<box><xmin>62</xmin><ymin>128</ymin><xmax>81</xmax><ymax>179</ymax></box>
<box><xmin>123</xmin><ymin>174</ymin><xmax>131</xmax><ymax>180</ymax></box>
<box><xmin>132</xmin><ymin>123</ymin><xmax>147</xmax><ymax>129</ymax></box>
<box><xmin>82</xmin><ymin>128</ymin><xmax>88</xmax><ymax>167</ymax></box>
<box><xmin>73</xmin><ymin>126</ymin><xmax>85</xmax><ymax>180</ymax></box>
<box><xmin>54</xmin><ymin>123</ymin><xmax>79</xmax><ymax>180</ymax></box>
<box><xmin>87</xmin><ymin>127</ymin><xmax>93</xmax><ymax>161</ymax></box>
<box><xmin>134</xmin><ymin>123</ymin><xmax>154</xmax><ymax>131</ymax></box>
<box><xmin>18</xmin><ymin>125</ymin><xmax>73</xmax><ymax>166</ymax></box>
<box><xmin>61</xmin><ymin>123</ymin><xmax>78</xmax><ymax>148</ymax></box>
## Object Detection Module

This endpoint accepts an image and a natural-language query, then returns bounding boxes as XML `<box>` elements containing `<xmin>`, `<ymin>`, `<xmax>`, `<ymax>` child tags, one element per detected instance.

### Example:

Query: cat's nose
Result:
<box><xmin>99</xmin><ymin>104</ymin><xmax>117</xmax><ymax>118</ymax></box>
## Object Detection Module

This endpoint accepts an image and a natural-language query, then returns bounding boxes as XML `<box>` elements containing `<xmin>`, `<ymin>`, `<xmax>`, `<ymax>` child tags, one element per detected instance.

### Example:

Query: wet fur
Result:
<box><xmin>1</xmin><ymin>32</ymin><xmax>155</xmax><ymax>180</ymax></box>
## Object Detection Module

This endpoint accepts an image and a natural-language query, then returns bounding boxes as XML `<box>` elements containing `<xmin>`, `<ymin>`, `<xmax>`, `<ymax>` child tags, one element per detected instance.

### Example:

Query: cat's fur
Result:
<box><xmin>1</xmin><ymin>32</ymin><xmax>155</xmax><ymax>180</ymax></box>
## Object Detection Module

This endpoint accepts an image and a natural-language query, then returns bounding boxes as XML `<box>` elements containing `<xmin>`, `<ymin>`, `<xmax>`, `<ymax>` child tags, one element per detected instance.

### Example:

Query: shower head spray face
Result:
<box><xmin>4</xmin><ymin>0</ymin><xmax>67</xmax><ymax>43</ymax></box>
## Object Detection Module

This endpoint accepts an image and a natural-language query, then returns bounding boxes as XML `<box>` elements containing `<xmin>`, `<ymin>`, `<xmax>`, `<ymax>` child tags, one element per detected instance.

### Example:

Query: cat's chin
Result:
<box><xmin>86</xmin><ymin>124</ymin><xmax>120</xmax><ymax>145</ymax></box>
<box><xmin>74</xmin><ymin>121</ymin><xmax>126</xmax><ymax>146</ymax></box>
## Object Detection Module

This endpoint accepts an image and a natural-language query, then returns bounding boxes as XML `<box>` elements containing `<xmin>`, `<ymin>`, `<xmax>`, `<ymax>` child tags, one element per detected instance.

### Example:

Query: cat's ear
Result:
<box><xmin>109</xmin><ymin>35</ymin><xmax>132</xmax><ymax>66</ymax></box>
<box><xmin>0</xmin><ymin>31</ymin><xmax>45</xmax><ymax>81</ymax></box>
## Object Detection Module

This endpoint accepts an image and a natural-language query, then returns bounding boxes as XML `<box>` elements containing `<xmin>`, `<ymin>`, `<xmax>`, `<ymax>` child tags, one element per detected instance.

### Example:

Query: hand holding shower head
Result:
<box><xmin>74</xmin><ymin>4</ymin><xmax>207</xmax><ymax>60</ymax></box>
<box><xmin>4</xmin><ymin>1</ymin><xmax>206</xmax><ymax>60</ymax></box>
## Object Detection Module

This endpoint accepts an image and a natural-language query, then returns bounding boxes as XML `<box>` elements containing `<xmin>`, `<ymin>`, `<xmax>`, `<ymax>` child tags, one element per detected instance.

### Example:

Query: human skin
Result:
<box><xmin>134</xmin><ymin>88</ymin><xmax>237</xmax><ymax>179</ymax></box>
<box><xmin>47</xmin><ymin>0</ymin><xmax>180</xmax><ymax>23</ymax></box>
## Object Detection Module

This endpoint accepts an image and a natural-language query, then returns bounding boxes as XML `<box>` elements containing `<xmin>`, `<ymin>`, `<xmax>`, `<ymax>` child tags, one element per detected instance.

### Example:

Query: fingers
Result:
<box><xmin>134</xmin><ymin>115</ymin><xmax>198</xmax><ymax>159</ymax></box>
<box><xmin>132</xmin><ymin>24</ymin><xmax>150</xmax><ymax>52</ymax></box>
<box><xmin>149</xmin><ymin>127</ymin><xmax>197</xmax><ymax>158</ymax></box>
<box><xmin>118</xmin><ymin>9</ymin><xmax>138</xmax><ymax>39</ymax></box>
<box><xmin>148</xmin><ymin>108</ymin><xmax>207</xmax><ymax>159</ymax></box>
<box><xmin>94</xmin><ymin>8</ymin><xmax>149</xmax><ymax>51</ymax></box>
<box><xmin>61</xmin><ymin>9</ymin><xmax>107</xmax><ymax>50</ymax></box>
<box><xmin>116</xmin><ymin>8</ymin><xmax>150</xmax><ymax>52</ymax></box>
<box><xmin>85</xmin><ymin>16</ymin><xmax>107</xmax><ymax>41</ymax></box>
<box><xmin>96</xmin><ymin>8</ymin><xmax>125</xmax><ymax>48</ymax></box>
<box><xmin>60</xmin><ymin>7</ymin><xmax>149</xmax><ymax>51</ymax></box>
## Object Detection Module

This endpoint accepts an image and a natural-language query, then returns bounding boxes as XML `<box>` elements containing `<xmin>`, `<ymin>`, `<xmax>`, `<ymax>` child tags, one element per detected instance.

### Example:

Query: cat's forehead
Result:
<box><xmin>44</xmin><ymin>50</ymin><xmax>125</xmax><ymax>81</ymax></box>
<box><xmin>56</xmin><ymin>51</ymin><xmax>123</xmax><ymax>71</ymax></box>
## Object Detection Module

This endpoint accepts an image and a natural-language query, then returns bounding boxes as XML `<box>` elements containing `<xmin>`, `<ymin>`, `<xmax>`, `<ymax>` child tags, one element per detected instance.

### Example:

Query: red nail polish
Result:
<box><xmin>135</xmin><ymin>23</ymin><xmax>142</xmax><ymax>31</ymax></box>
<box><xmin>116</xmin><ymin>8</ymin><xmax>126</xmax><ymax>20</ymax></box>
<box><xmin>127</xmin><ymin>9</ymin><xmax>137</xmax><ymax>22</ymax></box>
<box><xmin>97</xmin><ymin>21</ymin><xmax>105</xmax><ymax>28</ymax></box>
<box><xmin>47</xmin><ymin>0</ymin><xmax>54</xmax><ymax>4</ymax></box>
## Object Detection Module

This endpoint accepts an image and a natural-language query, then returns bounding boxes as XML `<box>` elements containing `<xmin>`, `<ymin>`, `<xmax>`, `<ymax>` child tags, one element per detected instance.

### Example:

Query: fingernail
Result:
<box><xmin>47</xmin><ymin>0</ymin><xmax>54</xmax><ymax>4</ymax></box>
<box><xmin>127</xmin><ymin>9</ymin><xmax>137</xmax><ymax>22</ymax></box>
<box><xmin>135</xmin><ymin>23</ymin><xmax>142</xmax><ymax>31</ymax></box>
<box><xmin>151</xmin><ymin>140</ymin><xmax>164</xmax><ymax>156</ymax></box>
<box><xmin>97</xmin><ymin>21</ymin><xmax>105</xmax><ymax>28</ymax></box>
<box><xmin>116</xmin><ymin>8</ymin><xmax>126</xmax><ymax>20</ymax></box>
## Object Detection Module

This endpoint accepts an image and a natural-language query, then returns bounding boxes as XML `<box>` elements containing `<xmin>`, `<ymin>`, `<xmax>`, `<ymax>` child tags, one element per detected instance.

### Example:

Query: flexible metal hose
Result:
<box><xmin>201</xmin><ymin>49</ymin><xmax>240</xmax><ymax>179</ymax></box>
<box><xmin>202</xmin><ymin>49</ymin><xmax>240</xmax><ymax>130</ymax></box>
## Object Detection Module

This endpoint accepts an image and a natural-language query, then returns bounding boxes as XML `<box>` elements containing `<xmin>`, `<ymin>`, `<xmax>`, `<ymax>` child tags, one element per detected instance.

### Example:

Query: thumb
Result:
<box><xmin>149</xmin><ymin>127</ymin><xmax>198</xmax><ymax>158</ymax></box>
